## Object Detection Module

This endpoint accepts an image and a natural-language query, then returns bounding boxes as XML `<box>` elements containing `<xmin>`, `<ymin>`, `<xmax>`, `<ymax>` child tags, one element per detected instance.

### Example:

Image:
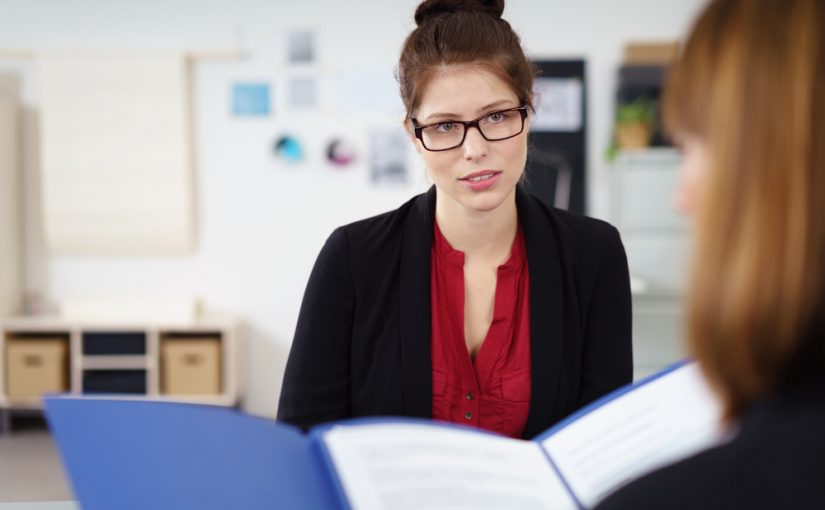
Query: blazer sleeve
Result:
<box><xmin>578</xmin><ymin>225</ymin><xmax>633</xmax><ymax>406</ymax></box>
<box><xmin>277</xmin><ymin>227</ymin><xmax>355</xmax><ymax>430</ymax></box>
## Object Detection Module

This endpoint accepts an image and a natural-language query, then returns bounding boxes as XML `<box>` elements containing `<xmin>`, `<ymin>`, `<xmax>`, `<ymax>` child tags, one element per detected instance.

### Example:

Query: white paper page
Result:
<box><xmin>540</xmin><ymin>363</ymin><xmax>724</xmax><ymax>508</ymax></box>
<box><xmin>323</xmin><ymin>423</ymin><xmax>577</xmax><ymax>510</ymax></box>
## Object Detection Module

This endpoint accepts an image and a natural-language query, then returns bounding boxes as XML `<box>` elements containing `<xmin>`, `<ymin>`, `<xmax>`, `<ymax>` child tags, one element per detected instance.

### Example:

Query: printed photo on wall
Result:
<box><xmin>326</xmin><ymin>138</ymin><xmax>357</xmax><ymax>168</ymax></box>
<box><xmin>273</xmin><ymin>135</ymin><xmax>304</xmax><ymax>163</ymax></box>
<box><xmin>288</xmin><ymin>30</ymin><xmax>315</xmax><ymax>64</ymax></box>
<box><xmin>231</xmin><ymin>82</ymin><xmax>272</xmax><ymax>117</ymax></box>
<box><xmin>369</xmin><ymin>128</ymin><xmax>408</xmax><ymax>185</ymax></box>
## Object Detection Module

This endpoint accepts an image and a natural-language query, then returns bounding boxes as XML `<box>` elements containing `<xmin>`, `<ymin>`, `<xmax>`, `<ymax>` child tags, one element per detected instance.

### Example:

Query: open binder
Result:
<box><xmin>44</xmin><ymin>361</ymin><xmax>723</xmax><ymax>510</ymax></box>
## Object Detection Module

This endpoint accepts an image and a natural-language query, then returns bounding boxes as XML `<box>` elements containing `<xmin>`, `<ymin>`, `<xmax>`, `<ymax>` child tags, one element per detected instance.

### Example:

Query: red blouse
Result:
<box><xmin>430</xmin><ymin>221</ymin><xmax>532</xmax><ymax>439</ymax></box>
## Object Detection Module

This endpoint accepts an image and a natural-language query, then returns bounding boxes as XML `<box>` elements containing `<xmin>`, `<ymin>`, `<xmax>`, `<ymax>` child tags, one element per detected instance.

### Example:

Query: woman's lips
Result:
<box><xmin>458</xmin><ymin>170</ymin><xmax>502</xmax><ymax>191</ymax></box>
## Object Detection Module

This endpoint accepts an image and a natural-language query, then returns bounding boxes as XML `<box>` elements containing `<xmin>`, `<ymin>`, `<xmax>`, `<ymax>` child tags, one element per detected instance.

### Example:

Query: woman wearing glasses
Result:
<box><xmin>278</xmin><ymin>0</ymin><xmax>632</xmax><ymax>439</ymax></box>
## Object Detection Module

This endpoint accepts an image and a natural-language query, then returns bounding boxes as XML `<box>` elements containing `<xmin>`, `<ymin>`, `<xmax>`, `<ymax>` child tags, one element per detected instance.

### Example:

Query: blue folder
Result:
<box><xmin>44</xmin><ymin>398</ymin><xmax>338</xmax><ymax>510</ymax></box>
<box><xmin>44</xmin><ymin>360</ymin><xmax>715</xmax><ymax>510</ymax></box>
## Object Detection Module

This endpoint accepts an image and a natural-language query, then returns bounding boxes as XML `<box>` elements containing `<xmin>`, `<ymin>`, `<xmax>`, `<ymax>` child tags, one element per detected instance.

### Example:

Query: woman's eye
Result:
<box><xmin>487</xmin><ymin>112</ymin><xmax>506</xmax><ymax>123</ymax></box>
<box><xmin>435</xmin><ymin>122</ymin><xmax>455</xmax><ymax>132</ymax></box>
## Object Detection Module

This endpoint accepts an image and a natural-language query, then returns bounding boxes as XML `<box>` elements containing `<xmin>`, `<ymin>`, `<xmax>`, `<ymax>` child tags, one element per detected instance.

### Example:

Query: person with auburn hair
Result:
<box><xmin>597</xmin><ymin>0</ymin><xmax>825</xmax><ymax>507</ymax></box>
<box><xmin>278</xmin><ymin>0</ymin><xmax>632</xmax><ymax>439</ymax></box>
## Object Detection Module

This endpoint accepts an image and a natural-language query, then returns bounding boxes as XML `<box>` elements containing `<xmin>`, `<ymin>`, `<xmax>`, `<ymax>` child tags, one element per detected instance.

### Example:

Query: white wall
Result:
<box><xmin>0</xmin><ymin>0</ymin><xmax>707</xmax><ymax>417</ymax></box>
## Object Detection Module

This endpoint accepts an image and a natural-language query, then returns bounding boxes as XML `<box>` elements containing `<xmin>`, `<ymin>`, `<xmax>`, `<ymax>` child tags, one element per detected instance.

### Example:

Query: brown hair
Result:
<box><xmin>397</xmin><ymin>0</ymin><xmax>536</xmax><ymax>118</ymax></box>
<box><xmin>664</xmin><ymin>0</ymin><xmax>825</xmax><ymax>419</ymax></box>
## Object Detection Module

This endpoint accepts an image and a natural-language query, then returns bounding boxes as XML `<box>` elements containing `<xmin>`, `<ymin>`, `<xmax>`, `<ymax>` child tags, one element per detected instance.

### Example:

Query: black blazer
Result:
<box><xmin>595</xmin><ymin>374</ymin><xmax>825</xmax><ymax>509</ymax></box>
<box><xmin>277</xmin><ymin>186</ymin><xmax>632</xmax><ymax>439</ymax></box>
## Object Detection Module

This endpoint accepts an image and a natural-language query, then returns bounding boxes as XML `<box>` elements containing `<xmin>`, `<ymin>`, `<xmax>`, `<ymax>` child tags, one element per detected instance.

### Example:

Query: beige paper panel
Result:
<box><xmin>39</xmin><ymin>52</ymin><xmax>193</xmax><ymax>254</ymax></box>
<box><xmin>0</xmin><ymin>77</ymin><xmax>21</xmax><ymax>317</ymax></box>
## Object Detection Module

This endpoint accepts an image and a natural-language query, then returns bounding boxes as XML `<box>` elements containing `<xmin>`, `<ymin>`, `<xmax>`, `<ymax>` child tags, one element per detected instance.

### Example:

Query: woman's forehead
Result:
<box><xmin>416</xmin><ymin>66</ymin><xmax>518</xmax><ymax>120</ymax></box>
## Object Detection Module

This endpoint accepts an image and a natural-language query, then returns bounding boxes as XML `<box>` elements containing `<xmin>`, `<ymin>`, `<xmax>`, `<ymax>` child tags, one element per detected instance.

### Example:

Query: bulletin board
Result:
<box><xmin>524</xmin><ymin>60</ymin><xmax>587</xmax><ymax>214</ymax></box>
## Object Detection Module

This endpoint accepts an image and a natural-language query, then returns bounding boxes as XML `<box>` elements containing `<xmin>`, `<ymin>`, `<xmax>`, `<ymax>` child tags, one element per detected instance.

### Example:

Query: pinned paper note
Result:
<box><xmin>232</xmin><ymin>83</ymin><xmax>271</xmax><ymax>117</ymax></box>
<box><xmin>532</xmin><ymin>77</ymin><xmax>583</xmax><ymax>132</ymax></box>
<box><xmin>287</xmin><ymin>76</ymin><xmax>317</xmax><ymax>109</ymax></box>
<box><xmin>369</xmin><ymin>128</ymin><xmax>409</xmax><ymax>185</ymax></box>
<box><xmin>288</xmin><ymin>30</ymin><xmax>315</xmax><ymax>64</ymax></box>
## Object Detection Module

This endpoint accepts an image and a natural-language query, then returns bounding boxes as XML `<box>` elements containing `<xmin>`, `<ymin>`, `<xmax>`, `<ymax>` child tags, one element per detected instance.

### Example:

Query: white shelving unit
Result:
<box><xmin>610</xmin><ymin>148</ymin><xmax>691</xmax><ymax>379</ymax></box>
<box><xmin>0</xmin><ymin>316</ymin><xmax>240</xmax><ymax>432</ymax></box>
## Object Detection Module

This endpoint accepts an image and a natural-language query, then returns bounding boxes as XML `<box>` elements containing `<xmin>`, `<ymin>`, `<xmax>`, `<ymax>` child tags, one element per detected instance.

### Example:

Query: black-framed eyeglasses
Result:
<box><xmin>409</xmin><ymin>105</ymin><xmax>529</xmax><ymax>152</ymax></box>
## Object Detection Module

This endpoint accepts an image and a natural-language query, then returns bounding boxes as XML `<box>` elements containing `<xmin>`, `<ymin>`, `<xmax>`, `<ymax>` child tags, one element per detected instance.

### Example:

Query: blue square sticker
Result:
<box><xmin>232</xmin><ymin>83</ymin><xmax>271</xmax><ymax>116</ymax></box>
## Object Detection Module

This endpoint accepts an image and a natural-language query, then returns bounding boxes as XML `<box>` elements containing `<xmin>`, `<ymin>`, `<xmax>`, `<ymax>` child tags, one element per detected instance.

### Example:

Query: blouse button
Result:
<box><xmin>466</xmin><ymin>392</ymin><xmax>474</xmax><ymax>401</ymax></box>
<box><xmin>464</xmin><ymin>411</ymin><xmax>473</xmax><ymax>420</ymax></box>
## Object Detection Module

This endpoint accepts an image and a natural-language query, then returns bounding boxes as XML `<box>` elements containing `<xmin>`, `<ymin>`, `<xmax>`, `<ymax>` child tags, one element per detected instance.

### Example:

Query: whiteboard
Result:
<box><xmin>39</xmin><ymin>52</ymin><xmax>194</xmax><ymax>254</ymax></box>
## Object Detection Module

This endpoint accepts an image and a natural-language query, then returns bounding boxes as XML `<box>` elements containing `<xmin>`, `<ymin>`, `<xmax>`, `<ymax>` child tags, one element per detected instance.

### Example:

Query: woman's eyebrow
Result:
<box><xmin>420</xmin><ymin>99</ymin><xmax>516</xmax><ymax>123</ymax></box>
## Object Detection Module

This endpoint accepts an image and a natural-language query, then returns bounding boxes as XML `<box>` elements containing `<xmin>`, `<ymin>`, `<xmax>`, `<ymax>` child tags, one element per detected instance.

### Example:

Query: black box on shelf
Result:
<box><xmin>82</xmin><ymin>370</ymin><xmax>147</xmax><ymax>394</ymax></box>
<box><xmin>82</xmin><ymin>332</ymin><xmax>146</xmax><ymax>355</ymax></box>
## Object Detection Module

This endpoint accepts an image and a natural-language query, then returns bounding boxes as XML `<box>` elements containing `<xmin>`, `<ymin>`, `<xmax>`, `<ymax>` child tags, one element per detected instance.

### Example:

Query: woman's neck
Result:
<box><xmin>435</xmin><ymin>188</ymin><xmax>518</xmax><ymax>261</ymax></box>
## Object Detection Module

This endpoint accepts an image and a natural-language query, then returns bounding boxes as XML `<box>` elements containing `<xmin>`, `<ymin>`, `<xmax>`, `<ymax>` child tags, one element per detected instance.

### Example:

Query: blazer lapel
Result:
<box><xmin>517</xmin><ymin>187</ymin><xmax>565</xmax><ymax>438</ymax></box>
<box><xmin>399</xmin><ymin>186</ymin><xmax>437</xmax><ymax>418</ymax></box>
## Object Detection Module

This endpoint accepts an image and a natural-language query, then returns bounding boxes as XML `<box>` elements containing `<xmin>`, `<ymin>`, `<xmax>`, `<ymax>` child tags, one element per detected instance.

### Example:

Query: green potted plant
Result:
<box><xmin>614</xmin><ymin>96</ymin><xmax>657</xmax><ymax>149</ymax></box>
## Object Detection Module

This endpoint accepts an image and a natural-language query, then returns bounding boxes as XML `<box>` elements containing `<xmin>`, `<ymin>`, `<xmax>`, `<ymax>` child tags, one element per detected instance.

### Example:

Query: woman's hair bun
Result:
<box><xmin>414</xmin><ymin>0</ymin><xmax>505</xmax><ymax>26</ymax></box>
